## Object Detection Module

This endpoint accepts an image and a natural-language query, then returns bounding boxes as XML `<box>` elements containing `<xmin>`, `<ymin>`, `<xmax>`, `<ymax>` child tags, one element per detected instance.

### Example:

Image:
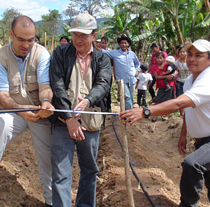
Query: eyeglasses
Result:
<box><xmin>72</xmin><ymin>33</ymin><xmax>91</xmax><ymax>40</ymax></box>
<box><xmin>12</xmin><ymin>30</ymin><xmax>35</xmax><ymax>44</ymax></box>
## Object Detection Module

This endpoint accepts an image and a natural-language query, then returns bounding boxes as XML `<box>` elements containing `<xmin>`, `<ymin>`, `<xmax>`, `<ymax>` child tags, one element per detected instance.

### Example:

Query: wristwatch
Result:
<box><xmin>143</xmin><ymin>107</ymin><xmax>151</xmax><ymax>118</ymax></box>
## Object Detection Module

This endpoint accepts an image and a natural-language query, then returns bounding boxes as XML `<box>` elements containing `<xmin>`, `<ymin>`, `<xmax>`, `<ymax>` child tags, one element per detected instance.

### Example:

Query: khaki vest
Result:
<box><xmin>66</xmin><ymin>59</ymin><xmax>103</xmax><ymax>131</ymax></box>
<box><xmin>0</xmin><ymin>43</ymin><xmax>46</xmax><ymax>106</ymax></box>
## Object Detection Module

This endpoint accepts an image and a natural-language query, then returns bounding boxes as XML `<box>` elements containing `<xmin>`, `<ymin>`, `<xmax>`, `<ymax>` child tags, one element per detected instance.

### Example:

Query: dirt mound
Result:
<box><xmin>0</xmin><ymin>106</ymin><xmax>209</xmax><ymax>207</ymax></box>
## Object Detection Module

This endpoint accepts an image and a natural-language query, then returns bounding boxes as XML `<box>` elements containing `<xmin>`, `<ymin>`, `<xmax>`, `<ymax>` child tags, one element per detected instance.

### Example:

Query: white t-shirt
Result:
<box><xmin>137</xmin><ymin>73</ymin><xmax>153</xmax><ymax>90</ymax></box>
<box><xmin>175</xmin><ymin>59</ymin><xmax>191</xmax><ymax>83</ymax></box>
<box><xmin>184</xmin><ymin>66</ymin><xmax>210</xmax><ymax>138</ymax></box>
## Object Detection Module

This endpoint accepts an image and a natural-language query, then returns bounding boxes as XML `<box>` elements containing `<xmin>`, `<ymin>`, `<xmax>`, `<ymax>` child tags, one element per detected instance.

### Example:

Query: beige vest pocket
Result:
<box><xmin>80</xmin><ymin>107</ymin><xmax>103</xmax><ymax>131</ymax></box>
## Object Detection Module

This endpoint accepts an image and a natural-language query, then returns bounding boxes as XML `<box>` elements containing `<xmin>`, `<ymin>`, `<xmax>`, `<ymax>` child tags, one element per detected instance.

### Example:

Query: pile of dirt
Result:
<box><xmin>0</xmin><ymin>104</ymin><xmax>209</xmax><ymax>207</ymax></box>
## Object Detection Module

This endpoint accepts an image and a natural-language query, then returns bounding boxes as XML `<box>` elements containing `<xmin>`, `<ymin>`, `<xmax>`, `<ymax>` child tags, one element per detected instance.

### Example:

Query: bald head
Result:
<box><xmin>11</xmin><ymin>15</ymin><xmax>35</xmax><ymax>31</ymax></box>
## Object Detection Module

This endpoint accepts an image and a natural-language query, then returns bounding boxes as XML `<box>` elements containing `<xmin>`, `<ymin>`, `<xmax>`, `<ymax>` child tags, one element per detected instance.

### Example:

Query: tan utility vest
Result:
<box><xmin>0</xmin><ymin>43</ymin><xmax>46</xmax><ymax>106</ymax></box>
<box><xmin>66</xmin><ymin>59</ymin><xmax>103</xmax><ymax>131</ymax></box>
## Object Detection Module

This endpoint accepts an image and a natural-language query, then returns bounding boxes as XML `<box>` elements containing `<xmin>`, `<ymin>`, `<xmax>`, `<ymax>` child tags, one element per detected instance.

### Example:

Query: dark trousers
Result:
<box><xmin>148</xmin><ymin>76</ymin><xmax>156</xmax><ymax>99</ymax></box>
<box><xmin>179</xmin><ymin>136</ymin><xmax>210</xmax><ymax>207</ymax></box>
<box><xmin>137</xmin><ymin>89</ymin><xmax>147</xmax><ymax>106</ymax></box>
<box><xmin>164</xmin><ymin>78</ymin><xmax>169</xmax><ymax>86</ymax></box>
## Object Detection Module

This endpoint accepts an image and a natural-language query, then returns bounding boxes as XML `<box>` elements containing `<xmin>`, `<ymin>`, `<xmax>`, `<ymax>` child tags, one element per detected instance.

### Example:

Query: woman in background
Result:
<box><xmin>60</xmin><ymin>36</ymin><xmax>70</xmax><ymax>46</ymax></box>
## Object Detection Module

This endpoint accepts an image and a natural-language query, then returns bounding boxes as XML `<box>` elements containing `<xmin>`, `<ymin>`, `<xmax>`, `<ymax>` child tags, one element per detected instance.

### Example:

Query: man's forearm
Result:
<box><xmin>39</xmin><ymin>84</ymin><xmax>53</xmax><ymax>104</ymax></box>
<box><xmin>0</xmin><ymin>91</ymin><xmax>21</xmax><ymax>108</ymax></box>
<box><xmin>149</xmin><ymin>94</ymin><xmax>194</xmax><ymax>117</ymax></box>
<box><xmin>180</xmin><ymin>115</ymin><xmax>187</xmax><ymax>137</ymax></box>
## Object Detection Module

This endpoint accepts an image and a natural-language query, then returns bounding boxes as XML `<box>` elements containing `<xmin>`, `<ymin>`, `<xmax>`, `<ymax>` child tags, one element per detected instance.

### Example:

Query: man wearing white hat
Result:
<box><xmin>120</xmin><ymin>39</ymin><xmax>210</xmax><ymax>207</ymax></box>
<box><xmin>49</xmin><ymin>13</ymin><xmax>111</xmax><ymax>207</ymax></box>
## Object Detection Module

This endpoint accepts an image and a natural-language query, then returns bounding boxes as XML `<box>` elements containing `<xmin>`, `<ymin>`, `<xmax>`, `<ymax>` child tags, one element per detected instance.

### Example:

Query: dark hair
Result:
<box><xmin>178</xmin><ymin>45</ymin><xmax>184</xmax><ymax>54</ymax></box>
<box><xmin>176</xmin><ymin>44</ymin><xmax>182</xmax><ymax>50</ymax></box>
<box><xmin>60</xmin><ymin>36</ymin><xmax>70</xmax><ymax>43</ymax></box>
<box><xmin>35</xmin><ymin>35</ymin><xmax>40</xmax><ymax>41</ymax></box>
<box><xmin>208</xmin><ymin>52</ymin><xmax>210</xmax><ymax>59</ymax></box>
<box><xmin>11</xmin><ymin>15</ymin><xmax>35</xmax><ymax>31</ymax></box>
<box><xmin>101</xmin><ymin>36</ymin><xmax>108</xmax><ymax>42</ymax></box>
<box><xmin>151</xmin><ymin>43</ymin><xmax>159</xmax><ymax>48</ymax></box>
<box><xmin>140</xmin><ymin>63</ymin><xmax>149</xmax><ymax>71</ymax></box>
<box><xmin>156</xmin><ymin>52</ymin><xmax>165</xmax><ymax>58</ymax></box>
<box><xmin>91</xmin><ymin>29</ymin><xmax>97</xmax><ymax>35</ymax></box>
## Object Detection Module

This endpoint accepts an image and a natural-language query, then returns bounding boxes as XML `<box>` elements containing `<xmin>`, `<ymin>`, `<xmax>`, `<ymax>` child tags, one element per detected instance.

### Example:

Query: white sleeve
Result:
<box><xmin>184</xmin><ymin>70</ymin><xmax>210</xmax><ymax>106</ymax></box>
<box><xmin>0</xmin><ymin>64</ymin><xmax>9</xmax><ymax>91</ymax></box>
<box><xmin>167</xmin><ymin>66</ymin><xmax>173</xmax><ymax>71</ymax></box>
<box><xmin>149</xmin><ymin>74</ymin><xmax>153</xmax><ymax>81</ymax></box>
<box><xmin>175</xmin><ymin>60</ymin><xmax>179</xmax><ymax>67</ymax></box>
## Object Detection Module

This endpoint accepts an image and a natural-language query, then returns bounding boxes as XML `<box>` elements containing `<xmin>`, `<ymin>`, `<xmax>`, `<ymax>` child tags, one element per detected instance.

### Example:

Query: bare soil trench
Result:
<box><xmin>0</xmin><ymin>103</ymin><xmax>209</xmax><ymax>207</ymax></box>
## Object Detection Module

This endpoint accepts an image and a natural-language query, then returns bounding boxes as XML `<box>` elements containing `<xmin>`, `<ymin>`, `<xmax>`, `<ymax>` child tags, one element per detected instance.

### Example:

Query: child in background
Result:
<box><xmin>162</xmin><ymin>56</ymin><xmax>176</xmax><ymax>91</ymax></box>
<box><xmin>136</xmin><ymin>64</ymin><xmax>152</xmax><ymax>107</ymax></box>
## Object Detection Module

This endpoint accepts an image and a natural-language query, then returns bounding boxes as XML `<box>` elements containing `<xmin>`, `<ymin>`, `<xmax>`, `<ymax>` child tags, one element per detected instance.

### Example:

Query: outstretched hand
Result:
<box><xmin>119</xmin><ymin>108</ymin><xmax>144</xmax><ymax>125</ymax></box>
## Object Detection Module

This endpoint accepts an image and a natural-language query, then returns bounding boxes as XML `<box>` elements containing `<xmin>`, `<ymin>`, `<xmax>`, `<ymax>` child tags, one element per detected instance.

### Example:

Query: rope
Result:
<box><xmin>0</xmin><ymin>107</ymin><xmax>155</xmax><ymax>206</ymax></box>
<box><xmin>111</xmin><ymin>116</ymin><xmax>156</xmax><ymax>207</ymax></box>
<box><xmin>0</xmin><ymin>108</ymin><xmax>119</xmax><ymax>116</ymax></box>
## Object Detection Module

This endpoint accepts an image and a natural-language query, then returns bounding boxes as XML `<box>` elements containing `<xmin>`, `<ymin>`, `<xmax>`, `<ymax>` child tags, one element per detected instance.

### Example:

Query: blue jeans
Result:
<box><xmin>124</xmin><ymin>83</ymin><xmax>135</xmax><ymax>110</ymax></box>
<box><xmin>179</xmin><ymin>137</ymin><xmax>210</xmax><ymax>207</ymax></box>
<box><xmin>51</xmin><ymin>123</ymin><xmax>100</xmax><ymax>207</ymax></box>
<box><xmin>176</xmin><ymin>81</ymin><xmax>184</xmax><ymax>97</ymax></box>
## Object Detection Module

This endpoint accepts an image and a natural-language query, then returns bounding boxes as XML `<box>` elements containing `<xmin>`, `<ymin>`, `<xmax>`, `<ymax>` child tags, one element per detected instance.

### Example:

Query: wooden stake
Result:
<box><xmin>35</xmin><ymin>26</ymin><xmax>39</xmax><ymax>35</ymax></box>
<box><xmin>51</xmin><ymin>34</ymin><xmax>54</xmax><ymax>53</ymax></box>
<box><xmin>2</xmin><ymin>27</ymin><xmax>5</xmax><ymax>45</ymax></box>
<box><xmin>44</xmin><ymin>32</ymin><xmax>47</xmax><ymax>48</ymax></box>
<box><xmin>118</xmin><ymin>79</ymin><xmax>135</xmax><ymax>207</ymax></box>
<box><xmin>102</xmin><ymin>28</ymin><xmax>105</xmax><ymax>37</ymax></box>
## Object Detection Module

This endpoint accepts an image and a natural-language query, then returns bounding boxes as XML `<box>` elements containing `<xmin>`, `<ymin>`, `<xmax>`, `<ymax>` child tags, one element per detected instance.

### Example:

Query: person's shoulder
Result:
<box><xmin>175</xmin><ymin>59</ymin><xmax>179</xmax><ymax>66</ymax></box>
<box><xmin>0</xmin><ymin>43</ymin><xmax>10</xmax><ymax>59</ymax></box>
<box><xmin>129</xmin><ymin>50</ymin><xmax>137</xmax><ymax>55</ymax></box>
<box><xmin>33</xmin><ymin>43</ymin><xmax>47</xmax><ymax>52</ymax></box>
<box><xmin>147</xmin><ymin>73</ymin><xmax>152</xmax><ymax>77</ymax></box>
<box><xmin>53</xmin><ymin>43</ymin><xmax>75</xmax><ymax>57</ymax></box>
<box><xmin>93</xmin><ymin>47</ymin><xmax>110</xmax><ymax>61</ymax></box>
<box><xmin>138</xmin><ymin>73</ymin><xmax>143</xmax><ymax>77</ymax></box>
<box><xmin>162</xmin><ymin>51</ymin><xmax>168</xmax><ymax>56</ymax></box>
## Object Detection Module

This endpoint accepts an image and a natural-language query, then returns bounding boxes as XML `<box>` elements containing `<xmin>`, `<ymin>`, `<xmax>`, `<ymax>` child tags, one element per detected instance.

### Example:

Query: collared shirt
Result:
<box><xmin>184</xmin><ymin>66</ymin><xmax>210</xmax><ymax>138</ymax></box>
<box><xmin>76</xmin><ymin>45</ymin><xmax>93</xmax><ymax>80</ymax></box>
<box><xmin>0</xmin><ymin>41</ymin><xmax>50</xmax><ymax>91</ymax></box>
<box><xmin>102</xmin><ymin>48</ymin><xmax>140</xmax><ymax>86</ymax></box>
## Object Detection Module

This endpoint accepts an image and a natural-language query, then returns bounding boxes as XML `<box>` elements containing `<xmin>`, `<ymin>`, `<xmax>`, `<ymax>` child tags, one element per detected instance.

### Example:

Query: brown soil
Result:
<box><xmin>0</xmin><ymin>103</ymin><xmax>209</xmax><ymax>207</ymax></box>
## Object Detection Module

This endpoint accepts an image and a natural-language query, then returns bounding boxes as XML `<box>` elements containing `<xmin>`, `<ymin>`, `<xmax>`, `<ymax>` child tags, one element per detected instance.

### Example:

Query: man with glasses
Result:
<box><xmin>49</xmin><ymin>13</ymin><xmax>111</xmax><ymax>206</ymax></box>
<box><xmin>0</xmin><ymin>15</ymin><xmax>54</xmax><ymax>207</ymax></box>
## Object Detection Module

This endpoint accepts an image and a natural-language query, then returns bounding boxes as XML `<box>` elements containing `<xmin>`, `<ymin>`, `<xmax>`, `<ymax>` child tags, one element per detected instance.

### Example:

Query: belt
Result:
<box><xmin>194</xmin><ymin>138</ymin><xmax>202</xmax><ymax>143</ymax></box>
<box><xmin>194</xmin><ymin>136</ymin><xmax>210</xmax><ymax>143</ymax></box>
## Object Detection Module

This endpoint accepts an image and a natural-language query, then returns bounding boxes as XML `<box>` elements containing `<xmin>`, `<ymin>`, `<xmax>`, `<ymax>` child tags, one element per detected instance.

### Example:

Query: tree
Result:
<box><xmin>0</xmin><ymin>7</ymin><xmax>22</xmax><ymax>44</ymax></box>
<box><xmin>41</xmin><ymin>9</ymin><xmax>62</xmax><ymax>35</ymax></box>
<box><xmin>63</xmin><ymin>1</ymin><xmax>79</xmax><ymax>24</ymax></box>
<box><xmin>64</xmin><ymin>0</ymin><xmax>115</xmax><ymax>18</ymax></box>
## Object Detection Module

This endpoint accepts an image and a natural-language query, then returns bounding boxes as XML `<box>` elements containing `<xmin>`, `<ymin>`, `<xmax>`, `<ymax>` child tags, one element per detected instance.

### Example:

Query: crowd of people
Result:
<box><xmin>0</xmin><ymin>12</ymin><xmax>210</xmax><ymax>207</ymax></box>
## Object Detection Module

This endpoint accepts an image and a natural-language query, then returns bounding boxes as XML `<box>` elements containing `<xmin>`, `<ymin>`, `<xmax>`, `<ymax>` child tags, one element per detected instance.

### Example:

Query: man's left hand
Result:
<box><xmin>38</xmin><ymin>101</ymin><xmax>54</xmax><ymax>118</ymax></box>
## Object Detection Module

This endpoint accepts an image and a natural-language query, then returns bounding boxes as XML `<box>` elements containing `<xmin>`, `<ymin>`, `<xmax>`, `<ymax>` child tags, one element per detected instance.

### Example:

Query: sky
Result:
<box><xmin>0</xmin><ymin>0</ymin><xmax>114</xmax><ymax>22</ymax></box>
